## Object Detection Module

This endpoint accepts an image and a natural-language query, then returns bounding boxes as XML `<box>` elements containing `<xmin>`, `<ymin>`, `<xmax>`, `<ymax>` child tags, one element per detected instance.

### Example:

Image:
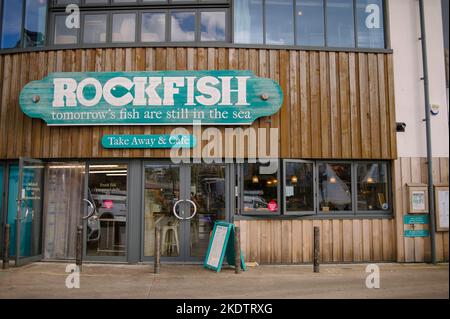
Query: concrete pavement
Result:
<box><xmin>0</xmin><ymin>262</ymin><xmax>448</xmax><ymax>299</ymax></box>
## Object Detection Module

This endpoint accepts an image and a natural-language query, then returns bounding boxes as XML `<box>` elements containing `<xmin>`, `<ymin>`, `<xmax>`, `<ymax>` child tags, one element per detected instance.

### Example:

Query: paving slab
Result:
<box><xmin>0</xmin><ymin>262</ymin><xmax>448</xmax><ymax>299</ymax></box>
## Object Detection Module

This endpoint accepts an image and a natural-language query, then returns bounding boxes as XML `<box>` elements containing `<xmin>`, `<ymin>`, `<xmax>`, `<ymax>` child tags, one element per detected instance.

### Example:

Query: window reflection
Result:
<box><xmin>356</xmin><ymin>0</ymin><xmax>384</xmax><ymax>48</ymax></box>
<box><xmin>326</xmin><ymin>0</ymin><xmax>355</xmax><ymax>47</ymax></box>
<box><xmin>285</xmin><ymin>162</ymin><xmax>314</xmax><ymax>212</ymax></box>
<box><xmin>234</xmin><ymin>0</ymin><xmax>263</xmax><ymax>44</ymax></box>
<box><xmin>83</xmin><ymin>14</ymin><xmax>107</xmax><ymax>44</ymax></box>
<box><xmin>318</xmin><ymin>163</ymin><xmax>352</xmax><ymax>211</ymax></box>
<box><xmin>112</xmin><ymin>13</ymin><xmax>136</xmax><ymax>42</ymax></box>
<box><xmin>171</xmin><ymin>12</ymin><xmax>195</xmax><ymax>42</ymax></box>
<box><xmin>296</xmin><ymin>0</ymin><xmax>325</xmax><ymax>46</ymax></box>
<box><xmin>1</xmin><ymin>0</ymin><xmax>23</xmax><ymax>49</ymax></box>
<box><xmin>201</xmin><ymin>11</ymin><xmax>226</xmax><ymax>41</ymax></box>
<box><xmin>24</xmin><ymin>0</ymin><xmax>48</xmax><ymax>48</ymax></box>
<box><xmin>265</xmin><ymin>0</ymin><xmax>294</xmax><ymax>45</ymax></box>
<box><xmin>243</xmin><ymin>163</ymin><xmax>279</xmax><ymax>214</ymax></box>
<box><xmin>357</xmin><ymin>163</ymin><xmax>389</xmax><ymax>211</ymax></box>
<box><xmin>141</xmin><ymin>12</ymin><xmax>166</xmax><ymax>42</ymax></box>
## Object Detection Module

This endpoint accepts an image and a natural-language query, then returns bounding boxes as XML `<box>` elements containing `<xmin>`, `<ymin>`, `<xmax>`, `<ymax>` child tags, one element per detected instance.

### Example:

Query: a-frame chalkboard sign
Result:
<box><xmin>204</xmin><ymin>221</ymin><xmax>246</xmax><ymax>272</ymax></box>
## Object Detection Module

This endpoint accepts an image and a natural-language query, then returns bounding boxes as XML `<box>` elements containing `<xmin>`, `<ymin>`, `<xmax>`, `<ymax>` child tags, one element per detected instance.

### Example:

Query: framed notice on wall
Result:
<box><xmin>407</xmin><ymin>184</ymin><xmax>429</xmax><ymax>214</ymax></box>
<box><xmin>434</xmin><ymin>185</ymin><xmax>449</xmax><ymax>231</ymax></box>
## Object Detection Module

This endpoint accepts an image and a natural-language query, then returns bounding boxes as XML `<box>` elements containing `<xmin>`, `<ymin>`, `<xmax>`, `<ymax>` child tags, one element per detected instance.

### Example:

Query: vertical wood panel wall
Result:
<box><xmin>0</xmin><ymin>48</ymin><xmax>397</xmax><ymax>160</ymax></box>
<box><xmin>394</xmin><ymin>157</ymin><xmax>449</xmax><ymax>262</ymax></box>
<box><xmin>235</xmin><ymin>218</ymin><xmax>396</xmax><ymax>263</ymax></box>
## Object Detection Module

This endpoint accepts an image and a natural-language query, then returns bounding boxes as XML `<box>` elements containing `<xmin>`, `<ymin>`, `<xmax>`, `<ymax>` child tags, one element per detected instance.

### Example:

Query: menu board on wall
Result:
<box><xmin>435</xmin><ymin>187</ymin><xmax>449</xmax><ymax>231</ymax></box>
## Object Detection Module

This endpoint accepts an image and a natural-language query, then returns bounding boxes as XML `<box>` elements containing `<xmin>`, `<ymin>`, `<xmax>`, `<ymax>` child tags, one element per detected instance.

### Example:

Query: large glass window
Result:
<box><xmin>23</xmin><ymin>0</ymin><xmax>48</xmax><ymax>47</ymax></box>
<box><xmin>141</xmin><ymin>12</ymin><xmax>166</xmax><ymax>42</ymax></box>
<box><xmin>243</xmin><ymin>163</ymin><xmax>279</xmax><ymax>214</ymax></box>
<box><xmin>112</xmin><ymin>13</ymin><xmax>136</xmax><ymax>42</ymax></box>
<box><xmin>234</xmin><ymin>0</ymin><xmax>263</xmax><ymax>44</ymax></box>
<box><xmin>144</xmin><ymin>164</ymin><xmax>180</xmax><ymax>257</ymax></box>
<box><xmin>83</xmin><ymin>14</ymin><xmax>108</xmax><ymax>43</ymax></box>
<box><xmin>296</xmin><ymin>0</ymin><xmax>325</xmax><ymax>46</ymax></box>
<box><xmin>171</xmin><ymin>11</ymin><xmax>195</xmax><ymax>42</ymax></box>
<box><xmin>87</xmin><ymin>164</ymin><xmax>127</xmax><ymax>257</ymax></box>
<box><xmin>1</xmin><ymin>0</ymin><xmax>24</xmax><ymax>49</ymax></box>
<box><xmin>318</xmin><ymin>163</ymin><xmax>352</xmax><ymax>212</ymax></box>
<box><xmin>200</xmin><ymin>11</ymin><xmax>226</xmax><ymax>41</ymax></box>
<box><xmin>356</xmin><ymin>0</ymin><xmax>384</xmax><ymax>48</ymax></box>
<box><xmin>356</xmin><ymin>163</ymin><xmax>389</xmax><ymax>211</ymax></box>
<box><xmin>284</xmin><ymin>161</ymin><xmax>315</xmax><ymax>213</ymax></box>
<box><xmin>326</xmin><ymin>0</ymin><xmax>355</xmax><ymax>47</ymax></box>
<box><xmin>265</xmin><ymin>0</ymin><xmax>294</xmax><ymax>45</ymax></box>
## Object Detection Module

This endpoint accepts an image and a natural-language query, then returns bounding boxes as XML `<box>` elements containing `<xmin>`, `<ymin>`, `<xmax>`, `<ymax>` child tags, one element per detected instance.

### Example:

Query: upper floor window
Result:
<box><xmin>1</xmin><ymin>0</ymin><xmax>48</xmax><ymax>49</ymax></box>
<box><xmin>0</xmin><ymin>0</ymin><xmax>385</xmax><ymax>51</ymax></box>
<box><xmin>234</xmin><ymin>0</ymin><xmax>386</xmax><ymax>49</ymax></box>
<box><xmin>51</xmin><ymin>4</ymin><xmax>229</xmax><ymax>45</ymax></box>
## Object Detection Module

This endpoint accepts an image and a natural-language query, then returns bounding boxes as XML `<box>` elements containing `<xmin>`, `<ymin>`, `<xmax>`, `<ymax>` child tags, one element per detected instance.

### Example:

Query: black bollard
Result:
<box><xmin>313</xmin><ymin>226</ymin><xmax>320</xmax><ymax>273</ymax></box>
<box><xmin>76</xmin><ymin>225</ymin><xmax>83</xmax><ymax>272</ymax></box>
<box><xmin>2</xmin><ymin>224</ymin><xmax>10</xmax><ymax>270</ymax></box>
<box><xmin>154</xmin><ymin>226</ymin><xmax>161</xmax><ymax>274</ymax></box>
<box><xmin>234</xmin><ymin>226</ymin><xmax>241</xmax><ymax>274</ymax></box>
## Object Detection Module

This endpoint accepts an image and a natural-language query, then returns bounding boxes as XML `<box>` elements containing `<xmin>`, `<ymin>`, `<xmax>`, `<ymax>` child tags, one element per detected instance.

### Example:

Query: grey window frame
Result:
<box><xmin>282</xmin><ymin>159</ymin><xmax>316</xmax><ymax>216</ymax></box>
<box><xmin>354</xmin><ymin>160</ymin><xmax>392</xmax><ymax>216</ymax></box>
<box><xmin>238</xmin><ymin>160</ymin><xmax>281</xmax><ymax>216</ymax></box>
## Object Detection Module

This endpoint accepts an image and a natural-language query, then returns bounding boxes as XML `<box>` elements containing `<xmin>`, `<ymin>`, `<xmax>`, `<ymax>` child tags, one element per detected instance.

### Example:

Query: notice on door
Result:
<box><xmin>206</xmin><ymin>225</ymin><xmax>229</xmax><ymax>268</ymax></box>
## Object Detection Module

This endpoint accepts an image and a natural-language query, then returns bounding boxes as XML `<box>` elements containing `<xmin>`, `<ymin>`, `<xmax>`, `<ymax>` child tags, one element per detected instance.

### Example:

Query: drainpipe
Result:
<box><xmin>419</xmin><ymin>0</ymin><xmax>437</xmax><ymax>264</ymax></box>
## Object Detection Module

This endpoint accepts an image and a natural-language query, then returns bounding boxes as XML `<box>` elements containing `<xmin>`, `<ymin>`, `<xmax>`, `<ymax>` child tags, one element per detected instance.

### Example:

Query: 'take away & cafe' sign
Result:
<box><xmin>19</xmin><ymin>70</ymin><xmax>283</xmax><ymax>126</ymax></box>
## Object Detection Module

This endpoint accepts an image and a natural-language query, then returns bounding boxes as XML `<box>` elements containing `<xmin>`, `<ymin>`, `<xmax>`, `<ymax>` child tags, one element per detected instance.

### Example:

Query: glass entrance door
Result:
<box><xmin>143</xmin><ymin>162</ymin><xmax>229</xmax><ymax>262</ymax></box>
<box><xmin>85</xmin><ymin>163</ymin><xmax>128</xmax><ymax>260</ymax></box>
<box><xmin>186</xmin><ymin>163</ymin><xmax>226</xmax><ymax>261</ymax></box>
<box><xmin>15</xmin><ymin>158</ymin><xmax>44</xmax><ymax>266</ymax></box>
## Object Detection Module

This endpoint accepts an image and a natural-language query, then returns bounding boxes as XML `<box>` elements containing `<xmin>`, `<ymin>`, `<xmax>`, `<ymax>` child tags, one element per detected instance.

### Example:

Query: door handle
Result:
<box><xmin>184</xmin><ymin>200</ymin><xmax>197</xmax><ymax>220</ymax></box>
<box><xmin>172</xmin><ymin>199</ymin><xmax>184</xmax><ymax>220</ymax></box>
<box><xmin>82</xmin><ymin>199</ymin><xmax>96</xmax><ymax>220</ymax></box>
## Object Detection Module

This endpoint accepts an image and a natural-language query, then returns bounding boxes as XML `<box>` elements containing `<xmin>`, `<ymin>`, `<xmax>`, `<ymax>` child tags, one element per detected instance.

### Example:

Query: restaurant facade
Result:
<box><xmin>0</xmin><ymin>0</ymin><xmax>448</xmax><ymax>266</ymax></box>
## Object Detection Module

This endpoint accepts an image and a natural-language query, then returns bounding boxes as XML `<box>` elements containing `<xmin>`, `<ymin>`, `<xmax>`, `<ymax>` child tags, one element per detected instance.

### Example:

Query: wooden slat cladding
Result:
<box><xmin>394</xmin><ymin>157</ymin><xmax>449</xmax><ymax>263</ymax></box>
<box><xmin>0</xmin><ymin>48</ymin><xmax>397</xmax><ymax>160</ymax></box>
<box><xmin>235</xmin><ymin>218</ymin><xmax>396</xmax><ymax>263</ymax></box>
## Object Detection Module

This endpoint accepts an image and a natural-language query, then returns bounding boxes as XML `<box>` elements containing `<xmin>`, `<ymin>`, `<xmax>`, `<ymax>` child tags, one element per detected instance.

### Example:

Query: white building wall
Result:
<box><xmin>388</xmin><ymin>0</ymin><xmax>449</xmax><ymax>158</ymax></box>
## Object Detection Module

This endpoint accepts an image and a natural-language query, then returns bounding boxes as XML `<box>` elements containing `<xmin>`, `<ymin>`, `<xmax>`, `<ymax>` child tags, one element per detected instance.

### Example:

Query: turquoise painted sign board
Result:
<box><xmin>204</xmin><ymin>221</ymin><xmax>246</xmax><ymax>273</ymax></box>
<box><xmin>19</xmin><ymin>70</ymin><xmax>283</xmax><ymax>126</ymax></box>
<box><xmin>102</xmin><ymin>134</ymin><xmax>195</xmax><ymax>149</ymax></box>
<box><xmin>403</xmin><ymin>214</ymin><xmax>429</xmax><ymax>225</ymax></box>
<box><xmin>404</xmin><ymin>230</ymin><xmax>430</xmax><ymax>237</ymax></box>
